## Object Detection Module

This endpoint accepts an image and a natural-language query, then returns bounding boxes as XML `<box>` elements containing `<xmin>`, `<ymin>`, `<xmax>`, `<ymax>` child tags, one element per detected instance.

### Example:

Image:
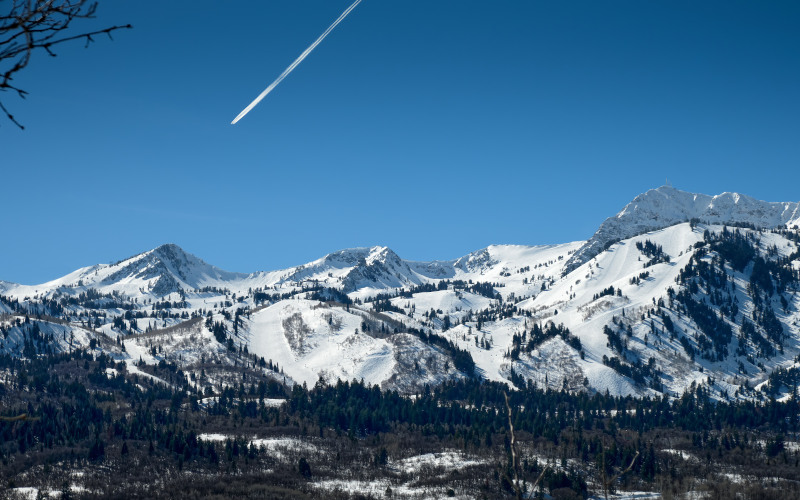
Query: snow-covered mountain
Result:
<box><xmin>2</xmin><ymin>186</ymin><xmax>800</xmax><ymax>402</ymax></box>
<box><xmin>5</xmin><ymin>243</ymin><xmax>253</xmax><ymax>299</ymax></box>
<box><xmin>565</xmin><ymin>185</ymin><xmax>800</xmax><ymax>274</ymax></box>
<box><xmin>283</xmin><ymin>246</ymin><xmax>430</xmax><ymax>293</ymax></box>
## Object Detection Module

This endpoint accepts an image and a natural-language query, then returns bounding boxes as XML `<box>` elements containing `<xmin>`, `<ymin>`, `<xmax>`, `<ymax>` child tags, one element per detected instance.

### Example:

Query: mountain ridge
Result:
<box><xmin>2</xmin><ymin>186</ymin><xmax>799</xmax><ymax>401</ymax></box>
<box><xmin>564</xmin><ymin>185</ymin><xmax>800</xmax><ymax>274</ymax></box>
<box><xmin>6</xmin><ymin>186</ymin><xmax>797</xmax><ymax>296</ymax></box>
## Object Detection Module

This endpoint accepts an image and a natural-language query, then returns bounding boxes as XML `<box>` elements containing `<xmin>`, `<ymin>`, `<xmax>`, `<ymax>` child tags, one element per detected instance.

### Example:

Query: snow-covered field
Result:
<box><xmin>314</xmin><ymin>450</ymin><xmax>488</xmax><ymax>500</ymax></box>
<box><xmin>198</xmin><ymin>434</ymin><xmax>319</xmax><ymax>460</ymax></box>
<box><xmin>394</xmin><ymin>451</ymin><xmax>486</xmax><ymax>475</ymax></box>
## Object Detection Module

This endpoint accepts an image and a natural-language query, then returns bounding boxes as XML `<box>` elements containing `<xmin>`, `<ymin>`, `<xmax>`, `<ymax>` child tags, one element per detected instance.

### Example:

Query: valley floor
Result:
<box><xmin>2</xmin><ymin>349</ymin><xmax>799</xmax><ymax>500</ymax></box>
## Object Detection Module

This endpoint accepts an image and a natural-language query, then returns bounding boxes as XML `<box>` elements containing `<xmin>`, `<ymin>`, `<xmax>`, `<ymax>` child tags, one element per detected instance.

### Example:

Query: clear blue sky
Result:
<box><xmin>2</xmin><ymin>0</ymin><xmax>799</xmax><ymax>284</ymax></box>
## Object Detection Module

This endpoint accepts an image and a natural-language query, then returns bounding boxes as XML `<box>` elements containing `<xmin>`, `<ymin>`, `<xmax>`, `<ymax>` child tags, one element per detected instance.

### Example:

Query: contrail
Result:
<box><xmin>231</xmin><ymin>0</ymin><xmax>363</xmax><ymax>125</ymax></box>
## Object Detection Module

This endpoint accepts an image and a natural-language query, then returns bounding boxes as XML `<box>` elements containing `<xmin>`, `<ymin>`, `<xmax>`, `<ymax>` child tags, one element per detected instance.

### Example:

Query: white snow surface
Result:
<box><xmin>314</xmin><ymin>450</ymin><xmax>487</xmax><ymax>500</ymax></box>
<box><xmin>198</xmin><ymin>434</ymin><xmax>319</xmax><ymax>460</ymax></box>
<box><xmin>247</xmin><ymin>300</ymin><xmax>396</xmax><ymax>387</ymax></box>
<box><xmin>395</xmin><ymin>450</ymin><xmax>486</xmax><ymax>474</ymax></box>
<box><xmin>246</xmin><ymin>299</ymin><xmax>462</xmax><ymax>392</ymax></box>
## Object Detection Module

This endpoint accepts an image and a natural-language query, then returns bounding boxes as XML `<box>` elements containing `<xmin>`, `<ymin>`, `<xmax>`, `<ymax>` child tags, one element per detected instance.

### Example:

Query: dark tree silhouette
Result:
<box><xmin>1</xmin><ymin>0</ymin><xmax>131</xmax><ymax>128</ymax></box>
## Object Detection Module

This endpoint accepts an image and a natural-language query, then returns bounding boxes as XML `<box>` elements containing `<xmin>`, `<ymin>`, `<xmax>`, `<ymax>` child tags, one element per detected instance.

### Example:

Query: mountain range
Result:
<box><xmin>2</xmin><ymin>185</ymin><xmax>799</xmax><ymax>402</ymax></box>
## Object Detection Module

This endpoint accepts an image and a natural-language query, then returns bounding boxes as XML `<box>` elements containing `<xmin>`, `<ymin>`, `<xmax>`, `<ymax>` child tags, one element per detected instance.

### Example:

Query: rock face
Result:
<box><xmin>340</xmin><ymin>247</ymin><xmax>424</xmax><ymax>292</ymax></box>
<box><xmin>564</xmin><ymin>186</ymin><xmax>800</xmax><ymax>274</ymax></box>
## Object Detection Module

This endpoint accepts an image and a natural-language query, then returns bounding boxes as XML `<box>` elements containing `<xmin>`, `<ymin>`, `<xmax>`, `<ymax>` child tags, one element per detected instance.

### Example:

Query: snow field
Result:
<box><xmin>247</xmin><ymin>300</ymin><xmax>397</xmax><ymax>387</ymax></box>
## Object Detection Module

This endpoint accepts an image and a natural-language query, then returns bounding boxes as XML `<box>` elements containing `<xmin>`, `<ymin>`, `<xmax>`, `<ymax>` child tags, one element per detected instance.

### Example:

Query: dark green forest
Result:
<box><xmin>2</xmin><ymin>347</ymin><xmax>799</xmax><ymax>499</ymax></box>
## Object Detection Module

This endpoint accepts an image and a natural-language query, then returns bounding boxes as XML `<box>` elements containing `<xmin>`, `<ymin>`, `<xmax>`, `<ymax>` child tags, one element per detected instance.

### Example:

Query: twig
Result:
<box><xmin>1</xmin><ymin>1</ymin><xmax>132</xmax><ymax>128</ymax></box>
<box><xmin>504</xmin><ymin>391</ymin><xmax>522</xmax><ymax>500</ymax></box>
<box><xmin>0</xmin><ymin>413</ymin><xmax>40</xmax><ymax>422</ymax></box>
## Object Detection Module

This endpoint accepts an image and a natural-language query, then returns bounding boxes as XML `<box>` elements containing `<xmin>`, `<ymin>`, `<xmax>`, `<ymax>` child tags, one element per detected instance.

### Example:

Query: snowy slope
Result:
<box><xmin>428</xmin><ymin>220</ymin><xmax>800</xmax><ymax>399</ymax></box>
<box><xmin>0</xmin><ymin>316</ymin><xmax>112</xmax><ymax>357</ymax></box>
<box><xmin>246</xmin><ymin>299</ymin><xmax>463</xmax><ymax>391</ymax></box>
<box><xmin>536</xmin><ymin>224</ymin><xmax>706</xmax><ymax>395</ymax></box>
<box><xmin>565</xmin><ymin>186</ymin><xmax>800</xmax><ymax>273</ymax></box>
<box><xmin>248</xmin><ymin>299</ymin><xmax>388</xmax><ymax>386</ymax></box>
<box><xmin>390</xmin><ymin>290</ymin><xmax>495</xmax><ymax>325</ymax></box>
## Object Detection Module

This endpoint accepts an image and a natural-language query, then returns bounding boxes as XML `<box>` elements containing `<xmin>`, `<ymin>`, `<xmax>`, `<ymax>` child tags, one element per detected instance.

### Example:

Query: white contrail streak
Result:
<box><xmin>231</xmin><ymin>0</ymin><xmax>363</xmax><ymax>125</ymax></box>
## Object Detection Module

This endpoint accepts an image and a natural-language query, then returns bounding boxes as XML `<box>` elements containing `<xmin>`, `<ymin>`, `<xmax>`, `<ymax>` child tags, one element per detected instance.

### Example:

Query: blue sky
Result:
<box><xmin>2</xmin><ymin>0</ymin><xmax>799</xmax><ymax>284</ymax></box>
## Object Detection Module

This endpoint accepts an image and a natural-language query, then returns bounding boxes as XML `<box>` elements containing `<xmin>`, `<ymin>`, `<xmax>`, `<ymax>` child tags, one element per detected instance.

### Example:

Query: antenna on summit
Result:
<box><xmin>665</xmin><ymin>178</ymin><xmax>672</xmax><ymax>187</ymax></box>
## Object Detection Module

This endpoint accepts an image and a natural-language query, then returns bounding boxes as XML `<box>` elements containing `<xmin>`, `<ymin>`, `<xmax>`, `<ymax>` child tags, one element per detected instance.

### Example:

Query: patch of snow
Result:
<box><xmin>395</xmin><ymin>451</ymin><xmax>486</xmax><ymax>475</ymax></box>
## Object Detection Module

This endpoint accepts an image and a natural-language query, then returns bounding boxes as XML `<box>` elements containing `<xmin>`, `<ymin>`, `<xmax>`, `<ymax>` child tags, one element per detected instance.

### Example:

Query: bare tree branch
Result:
<box><xmin>601</xmin><ymin>444</ymin><xmax>640</xmax><ymax>500</ymax></box>
<box><xmin>503</xmin><ymin>391</ymin><xmax>522</xmax><ymax>500</ymax></box>
<box><xmin>530</xmin><ymin>464</ymin><xmax>549</xmax><ymax>495</ymax></box>
<box><xmin>607</xmin><ymin>450</ymin><xmax>639</xmax><ymax>491</ymax></box>
<box><xmin>0</xmin><ymin>412</ymin><xmax>39</xmax><ymax>421</ymax></box>
<box><xmin>0</xmin><ymin>98</ymin><xmax>22</xmax><ymax>127</ymax></box>
<box><xmin>0</xmin><ymin>0</ymin><xmax>132</xmax><ymax>129</ymax></box>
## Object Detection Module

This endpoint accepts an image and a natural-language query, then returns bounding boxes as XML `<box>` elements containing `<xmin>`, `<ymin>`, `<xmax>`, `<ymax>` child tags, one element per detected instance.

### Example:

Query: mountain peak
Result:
<box><xmin>366</xmin><ymin>246</ymin><xmax>400</xmax><ymax>263</ymax></box>
<box><xmin>338</xmin><ymin>246</ymin><xmax>420</xmax><ymax>292</ymax></box>
<box><xmin>149</xmin><ymin>243</ymin><xmax>207</xmax><ymax>281</ymax></box>
<box><xmin>83</xmin><ymin>244</ymin><xmax>242</xmax><ymax>296</ymax></box>
<box><xmin>152</xmin><ymin>242</ymin><xmax>185</xmax><ymax>255</ymax></box>
<box><xmin>564</xmin><ymin>186</ymin><xmax>800</xmax><ymax>274</ymax></box>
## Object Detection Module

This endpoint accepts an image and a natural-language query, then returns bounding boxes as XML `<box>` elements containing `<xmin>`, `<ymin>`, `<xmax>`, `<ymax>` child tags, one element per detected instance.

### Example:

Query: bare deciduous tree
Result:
<box><xmin>504</xmin><ymin>391</ymin><xmax>549</xmax><ymax>499</ymax></box>
<box><xmin>1</xmin><ymin>0</ymin><xmax>131</xmax><ymax>128</ymax></box>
